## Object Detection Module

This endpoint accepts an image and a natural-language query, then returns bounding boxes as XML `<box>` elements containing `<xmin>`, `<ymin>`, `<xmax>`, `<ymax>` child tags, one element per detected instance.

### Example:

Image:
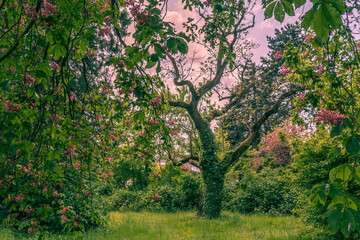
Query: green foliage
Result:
<box><xmin>223</xmin><ymin>167</ymin><xmax>296</xmax><ymax>215</ymax></box>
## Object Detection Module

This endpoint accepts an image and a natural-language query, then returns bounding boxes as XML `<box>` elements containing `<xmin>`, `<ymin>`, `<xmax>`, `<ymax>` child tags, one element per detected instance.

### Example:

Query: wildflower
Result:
<box><xmin>73</xmin><ymin>221</ymin><xmax>79</xmax><ymax>227</ymax></box>
<box><xmin>153</xmin><ymin>193</ymin><xmax>159</xmax><ymax>201</ymax></box>
<box><xmin>61</xmin><ymin>215</ymin><xmax>68</xmax><ymax>222</ymax></box>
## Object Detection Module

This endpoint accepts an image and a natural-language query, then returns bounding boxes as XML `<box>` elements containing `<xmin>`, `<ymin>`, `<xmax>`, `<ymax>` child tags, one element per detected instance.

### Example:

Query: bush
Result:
<box><xmin>109</xmin><ymin>171</ymin><xmax>201</xmax><ymax>212</ymax></box>
<box><xmin>223</xmin><ymin>167</ymin><xmax>295</xmax><ymax>214</ymax></box>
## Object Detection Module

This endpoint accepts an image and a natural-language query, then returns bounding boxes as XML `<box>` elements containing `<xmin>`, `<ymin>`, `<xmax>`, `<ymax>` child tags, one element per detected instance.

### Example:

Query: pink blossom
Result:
<box><xmin>53</xmin><ymin>191</ymin><xmax>59</xmax><ymax>197</ymax></box>
<box><xmin>170</xmin><ymin>130</ymin><xmax>180</xmax><ymax>136</ymax></box>
<box><xmin>98</xmin><ymin>27</ymin><xmax>111</xmax><ymax>37</ymax></box>
<box><xmin>31</xmin><ymin>221</ymin><xmax>37</xmax><ymax>226</ymax></box>
<box><xmin>24</xmin><ymin>207</ymin><xmax>33</xmax><ymax>214</ymax></box>
<box><xmin>147</xmin><ymin>120</ymin><xmax>159</xmax><ymax>125</ymax></box>
<box><xmin>105</xmin><ymin>16</ymin><xmax>111</xmax><ymax>23</ymax></box>
<box><xmin>315</xmin><ymin>109</ymin><xmax>348</xmax><ymax>125</ymax></box>
<box><xmin>305</xmin><ymin>34</ymin><xmax>314</xmax><ymax>41</ymax></box>
<box><xmin>28</xmin><ymin>228</ymin><xmax>37</xmax><ymax>234</ymax></box>
<box><xmin>61</xmin><ymin>207</ymin><xmax>69</xmax><ymax>214</ymax></box>
<box><xmin>273</xmin><ymin>51</ymin><xmax>283</xmax><ymax>60</ymax></box>
<box><xmin>109</xmin><ymin>134</ymin><xmax>117</xmax><ymax>140</ymax></box>
<box><xmin>76</xmin><ymin>214</ymin><xmax>82</xmax><ymax>220</ymax></box>
<box><xmin>73</xmin><ymin>221</ymin><xmax>79</xmax><ymax>227</ymax></box>
<box><xmin>50</xmin><ymin>61</ymin><xmax>59</xmax><ymax>71</ymax></box>
<box><xmin>125</xmin><ymin>120</ymin><xmax>131</xmax><ymax>125</ymax></box>
<box><xmin>31</xmin><ymin>183</ymin><xmax>36</xmax><ymax>187</ymax></box>
<box><xmin>109</xmin><ymin>172</ymin><xmax>114</xmax><ymax>177</ymax></box>
<box><xmin>279</xmin><ymin>63</ymin><xmax>292</xmax><ymax>75</ymax></box>
<box><xmin>101</xmin><ymin>173</ymin><xmax>107</xmax><ymax>179</ymax></box>
<box><xmin>150</xmin><ymin>96</ymin><xmax>162</xmax><ymax>107</ymax></box>
<box><xmin>75</xmin><ymin>162</ymin><xmax>80</xmax><ymax>169</ymax></box>
<box><xmin>4</xmin><ymin>100</ymin><xmax>21</xmax><ymax>112</ymax></box>
<box><xmin>61</xmin><ymin>215</ymin><xmax>68</xmax><ymax>222</ymax></box>
<box><xmin>43</xmin><ymin>188</ymin><xmax>48</xmax><ymax>192</ymax></box>
<box><xmin>107</xmin><ymin>157</ymin><xmax>113</xmax><ymax>162</ymax></box>
<box><xmin>41</xmin><ymin>0</ymin><xmax>57</xmax><ymax>17</ymax></box>
<box><xmin>153</xmin><ymin>193</ymin><xmax>159</xmax><ymax>201</ymax></box>
<box><xmin>316</xmin><ymin>67</ymin><xmax>325</xmax><ymax>74</ymax></box>
<box><xmin>87</xmin><ymin>51</ymin><xmax>97</xmax><ymax>59</ymax></box>
<box><xmin>167</xmin><ymin>120</ymin><xmax>176</xmax><ymax>126</ymax></box>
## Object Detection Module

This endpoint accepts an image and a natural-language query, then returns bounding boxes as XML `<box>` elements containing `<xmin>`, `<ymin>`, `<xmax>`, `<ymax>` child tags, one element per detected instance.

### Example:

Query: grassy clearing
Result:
<box><xmin>0</xmin><ymin>211</ymin><xmax>316</xmax><ymax>240</ymax></box>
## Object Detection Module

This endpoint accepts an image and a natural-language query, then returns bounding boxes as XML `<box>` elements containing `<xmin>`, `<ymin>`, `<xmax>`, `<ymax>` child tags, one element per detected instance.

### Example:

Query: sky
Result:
<box><xmin>165</xmin><ymin>1</ymin><xmax>305</xmax><ymax>63</ymax></box>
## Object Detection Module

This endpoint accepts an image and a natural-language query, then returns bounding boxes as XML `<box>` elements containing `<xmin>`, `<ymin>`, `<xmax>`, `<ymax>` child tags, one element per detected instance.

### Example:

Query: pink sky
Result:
<box><xmin>165</xmin><ymin>1</ymin><xmax>305</xmax><ymax>63</ymax></box>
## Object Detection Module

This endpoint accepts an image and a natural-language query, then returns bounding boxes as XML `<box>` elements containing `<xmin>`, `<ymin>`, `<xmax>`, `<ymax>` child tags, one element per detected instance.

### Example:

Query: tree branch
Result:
<box><xmin>0</xmin><ymin>0</ymin><xmax>42</xmax><ymax>63</ymax></box>
<box><xmin>220</xmin><ymin>86</ymin><xmax>305</xmax><ymax>172</ymax></box>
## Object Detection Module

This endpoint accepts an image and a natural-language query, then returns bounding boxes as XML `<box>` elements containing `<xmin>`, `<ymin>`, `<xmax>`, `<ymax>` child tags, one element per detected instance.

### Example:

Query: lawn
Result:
<box><xmin>0</xmin><ymin>211</ymin><xmax>316</xmax><ymax>240</ymax></box>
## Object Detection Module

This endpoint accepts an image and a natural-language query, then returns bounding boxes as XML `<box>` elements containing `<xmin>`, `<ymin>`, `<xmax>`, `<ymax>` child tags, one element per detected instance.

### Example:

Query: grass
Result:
<box><xmin>0</xmin><ymin>211</ymin><xmax>317</xmax><ymax>240</ymax></box>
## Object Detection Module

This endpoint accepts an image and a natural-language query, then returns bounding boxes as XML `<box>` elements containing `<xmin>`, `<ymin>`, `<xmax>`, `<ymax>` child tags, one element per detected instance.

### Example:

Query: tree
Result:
<box><xmin>221</xmin><ymin>23</ymin><xmax>304</xmax><ymax>148</ymax></box>
<box><xmin>162</xmin><ymin>0</ymin><xmax>304</xmax><ymax>218</ymax></box>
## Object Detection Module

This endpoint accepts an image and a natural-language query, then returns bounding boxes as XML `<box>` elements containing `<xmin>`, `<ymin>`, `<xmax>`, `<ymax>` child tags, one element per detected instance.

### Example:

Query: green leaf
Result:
<box><xmin>340</xmin><ymin>208</ymin><xmax>355</xmax><ymax>237</ymax></box>
<box><xmin>264</xmin><ymin>1</ymin><xmax>276</xmax><ymax>19</ymax></box>
<box><xmin>330</xmin><ymin>122</ymin><xmax>343</xmax><ymax>137</ymax></box>
<box><xmin>145</xmin><ymin>60</ymin><xmax>156</xmax><ymax>69</ymax></box>
<box><xmin>329</xmin><ymin>164</ymin><xmax>353</xmax><ymax>184</ymax></box>
<box><xmin>312</xmin><ymin>4</ymin><xmax>330</xmax><ymax>42</ymax></box>
<box><xmin>301</xmin><ymin>6</ymin><xmax>317</xmax><ymax>29</ymax></box>
<box><xmin>156</xmin><ymin>62</ymin><xmax>161</xmax><ymax>73</ymax></box>
<box><xmin>281</xmin><ymin>0</ymin><xmax>295</xmax><ymax>16</ymax></box>
<box><xmin>293</xmin><ymin>0</ymin><xmax>306</xmax><ymax>8</ymax></box>
<box><xmin>323</xmin><ymin>3</ymin><xmax>342</xmax><ymax>28</ymax></box>
<box><xmin>176</xmin><ymin>38</ymin><xmax>188</xmax><ymax>54</ymax></box>
<box><xmin>354</xmin><ymin>168</ymin><xmax>360</xmax><ymax>184</ymax></box>
<box><xmin>345</xmin><ymin>136</ymin><xmax>359</xmax><ymax>156</ymax></box>
<box><xmin>326</xmin><ymin>207</ymin><xmax>342</xmax><ymax>234</ymax></box>
<box><xmin>274</xmin><ymin>2</ymin><xmax>285</xmax><ymax>22</ymax></box>
<box><xmin>167</xmin><ymin>37</ymin><xmax>177</xmax><ymax>50</ymax></box>
<box><xmin>325</xmin><ymin>0</ymin><xmax>346</xmax><ymax>14</ymax></box>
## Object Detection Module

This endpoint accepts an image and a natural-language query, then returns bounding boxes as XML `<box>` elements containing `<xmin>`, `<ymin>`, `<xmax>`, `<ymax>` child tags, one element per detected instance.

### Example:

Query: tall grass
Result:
<box><xmin>0</xmin><ymin>211</ymin><xmax>317</xmax><ymax>240</ymax></box>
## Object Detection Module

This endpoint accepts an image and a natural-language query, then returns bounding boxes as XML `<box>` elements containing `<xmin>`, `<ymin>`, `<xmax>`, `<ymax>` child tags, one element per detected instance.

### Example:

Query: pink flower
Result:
<box><xmin>24</xmin><ymin>207</ymin><xmax>33</xmax><ymax>214</ymax></box>
<box><xmin>76</xmin><ymin>214</ymin><xmax>82</xmax><ymax>220</ymax></box>
<box><xmin>98</xmin><ymin>27</ymin><xmax>111</xmax><ymax>37</ymax></box>
<box><xmin>109</xmin><ymin>134</ymin><xmax>117</xmax><ymax>140</ymax></box>
<box><xmin>105</xmin><ymin>16</ymin><xmax>111</xmax><ymax>23</ymax></box>
<box><xmin>167</xmin><ymin>120</ymin><xmax>176</xmax><ymax>126</ymax></box>
<box><xmin>31</xmin><ymin>221</ymin><xmax>37</xmax><ymax>226</ymax></box>
<box><xmin>73</xmin><ymin>221</ymin><xmax>79</xmax><ymax>227</ymax></box>
<box><xmin>43</xmin><ymin>188</ymin><xmax>48</xmax><ymax>192</ymax></box>
<box><xmin>170</xmin><ymin>130</ymin><xmax>180</xmax><ymax>136</ymax></box>
<box><xmin>101</xmin><ymin>174</ymin><xmax>107</xmax><ymax>179</ymax></box>
<box><xmin>108</xmin><ymin>172</ymin><xmax>114</xmax><ymax>177</ymax></box>
<box><xmin>50</xmin><ymin>61</ymin><xmax>59</xmax><ymax>71</ymax></box>
<box><xmin>4</xmin><ymin>100</ymin><xmax>21</xmax><ymax>112</ymax></box>
<box><xmin>125</xmin><ymin>120</ymin><xmax>131</xmax><ymax>125</ymax></box>
<box><xmin>183</xmin><ymin>166</ymin><xmax>190</xmax><ymax>172</ymax></box>
<box><xmin>279</xmin><ymin>63</ymin><xmax>292</xmax><ymax>75</ymax></box>
<box><xmin>316</xmin><ymin>67</ymin><xmax>325</xmax><ymax>74</ymax></box>
<box><xmin>305</xmin><ymin>34</ymin><xmax>314</xmax><ymax>41</ymax></box>
<box><xmin>87</xmin><ymin>51</ymin><xmax>97</xmax><ymax>59</ymax></box>
<box><xmin>27</xmin><ymin>228</ymin><xmax>37</xmax><ymax>234</ymax></box>
<box><xmin>41</xmin><ymin>0</ymin><xmax>57</xmax><ymax>17</ymax></box>
<box><xmin>21</xmin><ymin>74</ymin><xmax>36</xmax><ymax>86</ymax></box>
<box><xmin>53</xmin><ymin>191</ymin><xmax>59</xmax><ymax>197</ymax></box>
<box><xmin>150</xmin><ymin>96</ymin><xmax>162</xmax><ymax>107</ymax></box>
<box><xmin>273</xmin><ymin>51</ymin><xmax>283</xmax><ymax>60</ymax></box>
<box><xmin>61</xmin><ymin>215</ymin><xmax>68</xmax><ymax>222</ymax></box>
<box><xmin>75</xmin><ymin>162</ymin><xmax>80</xmax><ymax>169</ymax></box>
<box><xmin>107</xmin><ymin>157</ymin><xmax>113</xmax><ymax>162</ymax></box>
<box><xmin>153</xmin><ymin>193</ymin><xmax>159</xmax><ymax>201</ymax></box>
<box><xmin>315</xmin><ymin>109</ymin><xmax>348</xmax><ymax>125</ymax></box>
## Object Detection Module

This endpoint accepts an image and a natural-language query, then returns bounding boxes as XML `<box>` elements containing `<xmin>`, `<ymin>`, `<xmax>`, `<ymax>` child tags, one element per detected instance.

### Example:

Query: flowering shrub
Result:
<box><xmin>250</xmin><ymin>123</ymin><xmax>302</xmax><ymax>169</ymax></box>
<box><xmin>315</xmin><ymin>108</ymin><xmax>348</xmax><ymax>125</ymax></box>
